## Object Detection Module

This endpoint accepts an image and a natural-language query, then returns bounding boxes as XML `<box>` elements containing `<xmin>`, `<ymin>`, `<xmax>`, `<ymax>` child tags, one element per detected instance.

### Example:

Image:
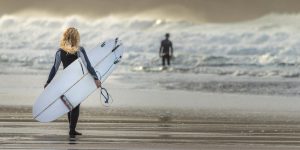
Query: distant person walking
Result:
<box><xmin>159</xmin><ymin>33</ymin><xmax>173</xmax><ymax>67</ymax></box>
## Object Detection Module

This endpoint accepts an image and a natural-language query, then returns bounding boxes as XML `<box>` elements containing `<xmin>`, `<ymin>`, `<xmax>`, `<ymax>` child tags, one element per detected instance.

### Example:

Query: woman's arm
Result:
<box><xmin>78</xmin><ymin>47</ymin><xmax>101</xmax><ymax>88</ymax></box>
<box><xmin>78</xmin><ymin>47</ymin><xmax>98</xmax><ymax>80</ymax></box>
<box><xmin>45</xmin><ymin>50</ymin><xmax>61</xmax><ymax>87</ymax></box>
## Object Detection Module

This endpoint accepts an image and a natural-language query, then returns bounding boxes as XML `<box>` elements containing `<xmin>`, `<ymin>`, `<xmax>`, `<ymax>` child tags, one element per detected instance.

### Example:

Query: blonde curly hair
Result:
<box><xmin>60</xmin><ymin>27</ymin><xmax>80</xmax><ymax>54</ymax></box>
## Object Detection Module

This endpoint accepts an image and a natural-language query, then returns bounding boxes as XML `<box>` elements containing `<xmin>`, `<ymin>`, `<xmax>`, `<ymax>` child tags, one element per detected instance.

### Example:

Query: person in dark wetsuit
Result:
<box><xmin>159</xmin><ymin>33</ymin><xmax>173</xmax><ymax>67</ymax></box>
<box><xmin>44</xmin><ymin>27</ymin><xmax>101</xmax><ymax>138</ymax></box>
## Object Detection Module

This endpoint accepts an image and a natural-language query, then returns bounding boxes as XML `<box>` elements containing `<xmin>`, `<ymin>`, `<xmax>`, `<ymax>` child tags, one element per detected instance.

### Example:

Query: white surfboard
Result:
<box><xmin>32</xmin><ymin>38</ymin><xmax>124</xmax><ymax>122</ymax></box>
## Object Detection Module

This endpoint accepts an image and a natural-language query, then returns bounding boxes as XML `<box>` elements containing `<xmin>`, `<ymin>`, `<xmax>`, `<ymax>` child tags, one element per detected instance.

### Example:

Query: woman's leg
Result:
<box><xmin>67</xmin><ymin>112</ymin><xmax>71</xmax><ymax>123</ymax></box>
<box><xmin>69</xmin><ymin>104</ymin><xmax>80</xmax><ymax>133</ymax></box>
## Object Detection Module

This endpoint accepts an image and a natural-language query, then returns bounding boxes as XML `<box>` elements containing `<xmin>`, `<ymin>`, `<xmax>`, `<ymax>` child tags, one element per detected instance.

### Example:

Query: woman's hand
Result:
<box><xmin>94</xmin><ymin>80</ymin><xmax>101</xmax><ymax>88</ymax></box>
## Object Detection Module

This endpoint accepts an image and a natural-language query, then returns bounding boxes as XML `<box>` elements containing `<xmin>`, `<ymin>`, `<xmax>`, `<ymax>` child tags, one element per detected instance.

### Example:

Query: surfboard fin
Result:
<box><xmin>114</xmin><ymin>59</ymin><xmax>120</xmax><ymax>64</ymax></box>
<box><xmin>101</xmin><ymin>42</ymin><xmax>105</xmax><ymax>47</ymax></box>
<box><xmin>115</xmin><ymin>37</ymin><xmax>118</xmax><ymax>44</ymax></box>
<box><xmin>112</xmin><ymin>44</ymin><xmax>120</xmax><ymax>52</ymax></box>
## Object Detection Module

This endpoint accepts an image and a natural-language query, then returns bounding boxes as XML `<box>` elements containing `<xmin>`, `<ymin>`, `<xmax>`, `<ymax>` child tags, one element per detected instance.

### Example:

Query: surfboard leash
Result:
<box><xmin>96</xmin><ymin>71</ymin><xmax>114</xmax><ymax>106</ymax></box>
<box><xmin>100</xmin><ymin>87</ymin><xmax>114</xmax><ymax>106</ymax></box>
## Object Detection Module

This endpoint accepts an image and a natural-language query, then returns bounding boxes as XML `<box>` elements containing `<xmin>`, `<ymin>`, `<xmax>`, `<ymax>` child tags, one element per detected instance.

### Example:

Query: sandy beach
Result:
<box><xmin>1</xmin><ymin>106</ymin><xmax>300</xmax><ymax>149</ymax></box>
<box><xmin>1</xmin><ymin>74</ymin><xmax>300</xmax><ymax>149</ymax></box>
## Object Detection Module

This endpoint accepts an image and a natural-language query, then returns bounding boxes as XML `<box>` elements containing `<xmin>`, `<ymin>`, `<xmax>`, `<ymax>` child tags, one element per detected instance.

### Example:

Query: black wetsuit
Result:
<box><xmin>160</xmin><ymin>39</ymin><xmax>173</xmax><ymax>66</ymax></box>
<box><xmin>46</xmin><ymin>47</ymin><xmax>98</xmax><ymax>133</ymax></box>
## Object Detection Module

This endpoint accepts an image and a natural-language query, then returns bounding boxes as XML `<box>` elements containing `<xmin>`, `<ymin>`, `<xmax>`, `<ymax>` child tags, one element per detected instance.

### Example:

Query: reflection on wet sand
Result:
<box><xmin>1</xmin><ymin>106</ymin><xmax>300</xmax><ymax>149</ymax></box>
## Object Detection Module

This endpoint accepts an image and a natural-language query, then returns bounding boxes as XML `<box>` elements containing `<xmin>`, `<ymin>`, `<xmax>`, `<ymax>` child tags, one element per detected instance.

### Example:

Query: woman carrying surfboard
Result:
<box><xmin>44</xmin><ymin>27</ymin><xmax>101</xmax><ymax>138</ymax></box>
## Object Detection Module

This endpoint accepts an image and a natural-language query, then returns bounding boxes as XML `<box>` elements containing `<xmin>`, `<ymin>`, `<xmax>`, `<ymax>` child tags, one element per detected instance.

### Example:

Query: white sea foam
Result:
<box><xmin>1</xmin><ymin>14</ymin><xmax>300</xmax><ymax>78</ymax></box>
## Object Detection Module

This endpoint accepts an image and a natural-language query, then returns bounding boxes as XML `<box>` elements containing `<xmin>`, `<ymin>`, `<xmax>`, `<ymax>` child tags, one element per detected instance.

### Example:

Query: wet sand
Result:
<box><xmin>2</xmin><ymin>74</ymin><xmax>300</xmax><ymax>149</ymax></box>
<box><xmin>1</xmin><ymin>106</ymin><xmax>300</xmax><ymax>149</ymax></box>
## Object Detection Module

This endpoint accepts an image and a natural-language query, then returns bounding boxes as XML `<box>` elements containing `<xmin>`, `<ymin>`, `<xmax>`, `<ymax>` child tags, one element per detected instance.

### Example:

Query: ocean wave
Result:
<box><xmin>1</xmin><ymin>50</ymin><xmax>300</xmax><ymax>78</ymax></box>
<box><xmin>1</xmin><ymin>14</ymin><xmax>300</xmax><ymax>78</ymax></box>
<box><xmin>0</xmin><ymin>14</ymin><xmax>299</xmax><ymax>53</ymax></box>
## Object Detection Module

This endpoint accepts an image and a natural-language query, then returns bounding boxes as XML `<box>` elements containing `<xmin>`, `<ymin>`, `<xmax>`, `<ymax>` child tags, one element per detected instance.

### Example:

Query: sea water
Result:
<box><xmin>1</xmin><ymin>14</ymin><xmax>300</xmax><ymax>96</ymax></box>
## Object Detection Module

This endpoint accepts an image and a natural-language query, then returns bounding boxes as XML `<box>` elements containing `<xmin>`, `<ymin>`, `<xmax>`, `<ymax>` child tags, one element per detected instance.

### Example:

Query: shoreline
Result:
<box><xmin>1</xmin><ymin>106</ymin><xmax>300</xmax><ymax>149</ymax></box>
<box><xmin>2</xmin><ymin>75</ymin><xmax>300</xmax><ymax>149</ymax></box>
<box><xmin>1</xmin><ymin>105</ymin><xmax>300</xmax><ymax>124</ymax></box>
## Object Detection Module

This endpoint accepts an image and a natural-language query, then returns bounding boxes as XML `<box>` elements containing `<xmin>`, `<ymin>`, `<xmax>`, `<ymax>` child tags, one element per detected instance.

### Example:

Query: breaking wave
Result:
<box><xmin>1</xmin><ymin>14</ymin><xmax>300</xmax><ymax>78</ymax></box>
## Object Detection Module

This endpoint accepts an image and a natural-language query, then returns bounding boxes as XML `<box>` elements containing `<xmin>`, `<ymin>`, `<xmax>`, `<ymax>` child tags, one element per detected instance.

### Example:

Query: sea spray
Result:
<box><xmin>1</xmin><ymin>14</ymin><xmax>300</xmax><ymax>78</ymax></box>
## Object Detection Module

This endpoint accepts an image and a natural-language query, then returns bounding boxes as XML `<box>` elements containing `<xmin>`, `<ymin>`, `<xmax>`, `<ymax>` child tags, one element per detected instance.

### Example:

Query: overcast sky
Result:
<box><xmin>1</xmin><ymin>0</ymin><xmax>300</xmax><ymax>23</ymax></box>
